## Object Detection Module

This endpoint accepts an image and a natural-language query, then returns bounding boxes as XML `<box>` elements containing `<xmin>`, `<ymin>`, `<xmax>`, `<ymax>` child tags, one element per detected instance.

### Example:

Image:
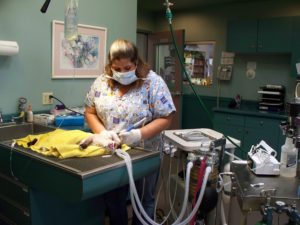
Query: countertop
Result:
<box><xmin>231</xmin><ymin>162</ymin><xmax>300</xmax><ymax>211</ymax></box>
<box><xmin>0</xmin><ymin>123</ymin><xmax>160</xmax><ymax>201</ymax></box>
<box><xmin>213</xmin><ymin>106</ymin><xmax>287</xmax><ymax>120</ymax></box>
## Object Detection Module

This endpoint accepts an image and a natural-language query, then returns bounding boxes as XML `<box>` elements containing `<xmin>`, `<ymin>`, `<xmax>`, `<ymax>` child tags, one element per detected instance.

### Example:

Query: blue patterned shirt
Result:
<box><xmin>84</xmin><ymin>70</ymin><xmax>176</xmax><ymax>150</ymax></box>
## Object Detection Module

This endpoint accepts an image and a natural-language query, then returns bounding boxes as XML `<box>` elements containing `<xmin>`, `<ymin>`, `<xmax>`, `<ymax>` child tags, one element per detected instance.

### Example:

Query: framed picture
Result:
<box><xmin>52</xmin><ymin>20</ymin><xmax>107</xmax><ymax>78</ymax></box>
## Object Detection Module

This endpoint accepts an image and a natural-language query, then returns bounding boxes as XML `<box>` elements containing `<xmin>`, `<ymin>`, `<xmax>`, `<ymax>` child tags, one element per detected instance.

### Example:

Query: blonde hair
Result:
<box><xmin>105</xmin><ymin>39</ymin><xmax>150</xmax><ymax>88</ymax></box>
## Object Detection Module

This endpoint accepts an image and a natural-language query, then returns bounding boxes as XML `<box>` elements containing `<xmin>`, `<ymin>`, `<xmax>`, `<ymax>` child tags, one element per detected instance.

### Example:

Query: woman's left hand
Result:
<box><xmin>119</xmin><ymin>129</ymin><xmax>141</xmax><ymax>146</ymax></box>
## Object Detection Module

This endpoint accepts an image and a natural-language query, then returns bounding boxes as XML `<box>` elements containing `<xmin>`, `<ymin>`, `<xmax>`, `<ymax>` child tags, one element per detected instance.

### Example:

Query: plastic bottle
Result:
<box><xmin>64</xmin><ymin>0</ymin><xmax>79</xmax><ymax>41</ymax></box>
<box><xmin>26</xmin><ymin>104</ymin><xmax>33</xmax><ymax>123</ymax></box>
<box><xmin>280</xmin><ymin>137</ymin><xmax>298</xmax><ymax>177</ymax></box>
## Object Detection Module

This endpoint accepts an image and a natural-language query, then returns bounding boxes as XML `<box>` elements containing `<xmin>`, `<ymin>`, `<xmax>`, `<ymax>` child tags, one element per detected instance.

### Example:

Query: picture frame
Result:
<box><xmin>52</xmin><ymin>20</ymin><xmax>107</xmax><ymax>79</ymax></box>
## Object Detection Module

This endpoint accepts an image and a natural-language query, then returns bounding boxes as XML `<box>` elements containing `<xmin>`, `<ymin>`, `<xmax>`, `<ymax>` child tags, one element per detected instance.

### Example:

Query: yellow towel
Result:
<box><xmin>16</xmin><ymin>129</ymin><xmax>129</xmax><ymax>159</ymax></box>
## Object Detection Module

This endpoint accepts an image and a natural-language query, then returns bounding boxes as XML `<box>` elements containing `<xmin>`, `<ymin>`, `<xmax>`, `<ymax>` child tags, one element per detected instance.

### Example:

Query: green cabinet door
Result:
<box><xmin>213</xmin><ymin>124</ymin><xmax>245</xmax><ymax>159</ymax></box>
<box><xmin>227</xmin><ymin>19</ymin><xmax>258</xmax><ymax>53</ymax></box>
<box><xmin>258</xmin><ymin>17</ymin><xmax>293</xmax><ymax>53</ymax></box>
<box><xmin>182</xmin><ymin>95</ymin><xmax>215</xmax><ymax>129</ymax></box>
<box><xmin>213</xmin><ymin>111</ymin><xmax>286</xmax><ymax>160</ymax></box>
<box><xmin>291</xmin><ymin>16</ymin><xmax>300</xmax><ymax>77</ymax></box>
<box><xmin>227</xmin><ymin>17</ymin><xmax>293</xmax><ymax>53</ymax></box>
<box><xmin>243</xmin><ymin>127</ymin><xmax>275</xmax><ymax>156</ymax></box>
<box><xmin>243</xmin><ymin>117</ymin><xmax>283</xmax><ymax>160</ymax></box>
<box><xmin>213</xmin><ymin>112</ymin><xmax>245</xmax><ymax>159</ymax></box>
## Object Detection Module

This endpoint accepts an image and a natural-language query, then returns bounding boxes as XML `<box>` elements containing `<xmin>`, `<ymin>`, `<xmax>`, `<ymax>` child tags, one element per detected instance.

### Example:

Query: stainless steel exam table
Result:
<box><xmin>0</xmin><ymin>123</ymin><xmax>160</xmax><ymax>225</ymax></box>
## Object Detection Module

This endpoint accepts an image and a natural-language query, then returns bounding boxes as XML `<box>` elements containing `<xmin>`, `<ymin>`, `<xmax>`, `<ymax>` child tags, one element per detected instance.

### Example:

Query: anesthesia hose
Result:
<box><xmin>172</xmin><ymin>161</ymin><xmax>193</xmax><ymax>224</ymax></box>
<box><xmin>116</xmin><ymin>149</ymin><xmax>212</xmax><ymax>225</ymax></box>
<box><xmin>175</xmin><ymin>166</ymin><xmax>211</xmax><ymax>225</ymax></box>
<box><xmin>134</xmin><ymin>161</ymin><xmax>192</xmax><ymax>225</ymax></box>
<box><xmin>118</xmin><ymin>150</ymin><xmax>192</xmax><ymax>225</ymax></box>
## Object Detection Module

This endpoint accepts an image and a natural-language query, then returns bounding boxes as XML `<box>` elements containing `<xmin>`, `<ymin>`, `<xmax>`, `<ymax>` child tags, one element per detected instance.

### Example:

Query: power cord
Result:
<box><xmin>49</xmin><ymin>95</ymin><xmax>84</xmax><ymax>116</ymax></box>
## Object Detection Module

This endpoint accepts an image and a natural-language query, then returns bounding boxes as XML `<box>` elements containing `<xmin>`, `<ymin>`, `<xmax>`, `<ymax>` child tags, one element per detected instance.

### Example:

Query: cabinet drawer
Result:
<box><xmin>0</xmin><ymin>174</ymin><xmax>29</xmax><ymax>208</ymax></box>
<box><xmin>214</xmin><ymin>124</ymin><xmax>243</xmax><ymax>140</ymax></box>
<box><xmin>245</xmin><ymin>116</ymin><xmax>281</xmax><ymax>129</ymax></box>
<box><xmin>0</xmin><ymin>213</ymin><xmax>15</xmax><ymax>225</ymax></box>
<box><xmin>0</xmin><ymin>197</ymin><xmax>30</xmax><ymax>225</ymax></box>
<box><xmin>214</xmin><ymin>113</ymin><xmax>244</xmax><ymax>126</ymax></box>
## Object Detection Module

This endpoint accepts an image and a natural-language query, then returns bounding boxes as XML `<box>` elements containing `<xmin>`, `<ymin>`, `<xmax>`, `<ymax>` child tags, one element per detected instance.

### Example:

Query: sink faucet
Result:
<box><xmin>12</xmin><ymin>111</ymin><xmax>25</xmax><ymax>124</ymax></box>
<box><xmin>12</xmin><ymin>97</ymin><xmax>27</xmax><ymax>123</ymax></box>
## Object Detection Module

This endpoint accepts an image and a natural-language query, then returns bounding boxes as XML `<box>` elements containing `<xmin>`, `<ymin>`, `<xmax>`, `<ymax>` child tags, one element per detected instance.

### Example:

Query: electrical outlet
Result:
<box><xmin>42</xmin><ymin>92</ymin><xmax>53</xmax><ymax>105</ymax></box>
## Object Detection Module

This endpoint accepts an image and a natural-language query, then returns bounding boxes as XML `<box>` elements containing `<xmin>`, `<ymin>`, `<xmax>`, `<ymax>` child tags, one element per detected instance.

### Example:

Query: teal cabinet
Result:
<box><xmin>258</xmin><ymin>17</ymin><xmax>293</xmax><ymax>53</ymax></box>
<box><xmin>181</xmin><ymin>95</ymin><xmax>215</xmax><ymax>129</ymax></box>
<box><xmin>243</xmin><ymin>117</ymin><xmax>283</xmax><ymax>154</ymax></box>
<box><xmin>213</xmin><ymin>113</ymin><xmax>245</xmax><ymax>159</ymax></box>
<box><xmin>213</xmin><ymin>111</ymin><xmax>285</xmax><ymax>160</ymax></box>
<box><xmin>0</xmin><ymin>171</ymin><xmax>107</xmax><ymax>225</ymax></box>
<box><xmin>227</xmin><ymin>19</ymin><xmax>258</xmax><ymax>53</ymax></box>
<box><xmin>0</xmin><ymin>174</ymin><xmax>31</xmax><ymax>225</ymax></box>
<box><xmin>227</xmin><ymin>17</ymin><xmax>293</xmax><ymax>53</ymax></box>
<box><xmin>291</xmin><ymin>17</ymin><xmax>300</xmax><ymax>77</ymax></box>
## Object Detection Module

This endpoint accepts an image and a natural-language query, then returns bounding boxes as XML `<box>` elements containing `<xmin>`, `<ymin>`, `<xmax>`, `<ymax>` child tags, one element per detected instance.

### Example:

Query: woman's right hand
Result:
<box><xmin>119</xmin><ymin>129</ymin><xmax>142</xmax><ymax>146</ymax></box>
<box><xmin>79</xmin><ymin>130</ymin><xmax>121</xmax><ymax>149</ymax></box>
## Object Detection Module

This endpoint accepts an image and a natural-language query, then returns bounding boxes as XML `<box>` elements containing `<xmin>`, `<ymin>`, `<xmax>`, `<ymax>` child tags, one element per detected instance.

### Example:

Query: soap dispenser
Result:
<box><xmin>280</xmin><ymin>137</ymin><xmax>298</xmax><ymax>177</ymax></box>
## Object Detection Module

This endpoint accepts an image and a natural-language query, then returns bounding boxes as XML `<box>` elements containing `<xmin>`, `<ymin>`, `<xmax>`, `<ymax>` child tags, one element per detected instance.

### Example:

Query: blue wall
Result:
<box><xmin>0</xmin><ymin>0</ymin><xmax>137</xmax><ymax>115</ymax></box>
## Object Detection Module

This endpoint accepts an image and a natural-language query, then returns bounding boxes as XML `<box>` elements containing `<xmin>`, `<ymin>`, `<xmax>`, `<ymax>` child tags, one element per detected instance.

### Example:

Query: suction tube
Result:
<box><xmin>117</xmin><ymin>150</ymin><xmax>152</xmax><ymax>225</ymax></box>
<box><xmin>175</xmin><ymin>166</ymin><xmax>212</xmax><ymax>225</ymax></box>
<box><xmin>116</xmin><ymin>149</ymin><xmax>212</xmax><ymax>225</ymax></box>
<box><xmin>172</xmin><ymin>161</ymin><xmax>193</xmax><ymax>224</ymax></box>
<box><xmin>131</xmin><ymin>160</ymin><xmax>193</xmax><ymax>225</ymax></box>
<box><xmin>117</xmin><ymin>149</ymin><xmax>191</xmax><ymax>225</ymax></box>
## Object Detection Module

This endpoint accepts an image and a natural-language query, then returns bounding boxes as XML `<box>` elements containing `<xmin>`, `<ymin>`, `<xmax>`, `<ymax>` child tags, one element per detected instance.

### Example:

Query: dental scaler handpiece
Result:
<box><xmin>79</xmin><ymin>118</ymin><xmax>146</xmax><ymax>150</ymax></box>
<box><xmin>118</xmin><ymin>117</ymin><xmax>147</xmax><ymax>134</ymax></box>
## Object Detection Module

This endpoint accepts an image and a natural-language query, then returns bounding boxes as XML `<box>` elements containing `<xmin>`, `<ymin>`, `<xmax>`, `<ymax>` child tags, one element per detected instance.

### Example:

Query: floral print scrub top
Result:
<box><xmin>84</xmin><ymin>70</ymin><xmax>176</xmax><ymax>150</ymax></box>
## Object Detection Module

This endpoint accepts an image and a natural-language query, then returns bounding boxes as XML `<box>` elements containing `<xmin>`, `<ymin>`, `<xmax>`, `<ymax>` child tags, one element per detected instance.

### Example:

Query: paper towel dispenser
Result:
<box><xmin>0</xmin><ymin>41</ymin><xmax>19</xmax><ymax>56</ymax></box>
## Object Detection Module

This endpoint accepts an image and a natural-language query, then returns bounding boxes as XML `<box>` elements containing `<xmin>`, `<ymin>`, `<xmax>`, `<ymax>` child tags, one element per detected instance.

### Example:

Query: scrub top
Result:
<box><xmin>84</xmin><ymin>70</ymin><xmax>176</xmax><ymax>150</ymax></box>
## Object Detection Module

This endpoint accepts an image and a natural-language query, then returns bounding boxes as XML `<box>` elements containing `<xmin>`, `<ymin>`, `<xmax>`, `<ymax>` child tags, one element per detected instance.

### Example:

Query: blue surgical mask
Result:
<box><xmin>111</xmin><ymin>69</ymin><xmax>138</xmax><ymax>85</ymax></box>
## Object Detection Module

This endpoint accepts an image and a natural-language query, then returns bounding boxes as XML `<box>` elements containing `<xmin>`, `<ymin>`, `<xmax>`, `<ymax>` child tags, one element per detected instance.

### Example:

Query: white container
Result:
<box><xmin>280</xmin><ymin>137</ymin><xmax>298</xmax><ymax>177</ymax></box>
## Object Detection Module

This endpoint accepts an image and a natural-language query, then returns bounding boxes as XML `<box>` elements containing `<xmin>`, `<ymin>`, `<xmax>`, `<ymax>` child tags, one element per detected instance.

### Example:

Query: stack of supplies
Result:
<box><xmin>258</xmin><ymin>85</ymin><xmax>285</xmax><ymax>112</ymax></box>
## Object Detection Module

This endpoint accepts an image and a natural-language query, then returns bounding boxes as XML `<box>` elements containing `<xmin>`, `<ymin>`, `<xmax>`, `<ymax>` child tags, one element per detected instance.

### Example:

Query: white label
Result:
<box><xmin>287</xmin><ymin>153</ymin><xmax>297</xmax><ymax>168</ymax></box>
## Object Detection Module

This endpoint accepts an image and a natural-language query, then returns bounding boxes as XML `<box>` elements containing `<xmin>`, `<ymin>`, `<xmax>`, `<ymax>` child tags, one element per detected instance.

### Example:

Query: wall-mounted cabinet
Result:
<box><xmin>227</xmin><ymin>17</ymin><xmax>293</xmax><ymax>53</ymax></box>
<box><xmin>291</xmin><ymin>17</ymin><xmax>300</xmax><ymax>77</ymax></box>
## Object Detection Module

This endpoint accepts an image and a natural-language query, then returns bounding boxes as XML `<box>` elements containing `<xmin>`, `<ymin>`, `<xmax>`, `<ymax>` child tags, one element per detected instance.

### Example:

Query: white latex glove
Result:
<box><xmin>119</xmin><ymin>129</ymin><xmax>142</xmax><ymax>146</ymax></box>
<box><xmin>100</xmin><ymin>130</ymin><xmax>121</xmax><ymax>144</ymax></box>
<box><xmin>79</xmin><ymin>130</ymin><xmax>120</xmax><ymax>149</ymax></box>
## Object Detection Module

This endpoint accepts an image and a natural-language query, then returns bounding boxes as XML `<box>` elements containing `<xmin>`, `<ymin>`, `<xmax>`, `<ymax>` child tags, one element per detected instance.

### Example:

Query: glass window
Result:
<box><xmin>184</xmin><ymin>42</ymin><xmax>215</xmax><ymax>86</ymax></box>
